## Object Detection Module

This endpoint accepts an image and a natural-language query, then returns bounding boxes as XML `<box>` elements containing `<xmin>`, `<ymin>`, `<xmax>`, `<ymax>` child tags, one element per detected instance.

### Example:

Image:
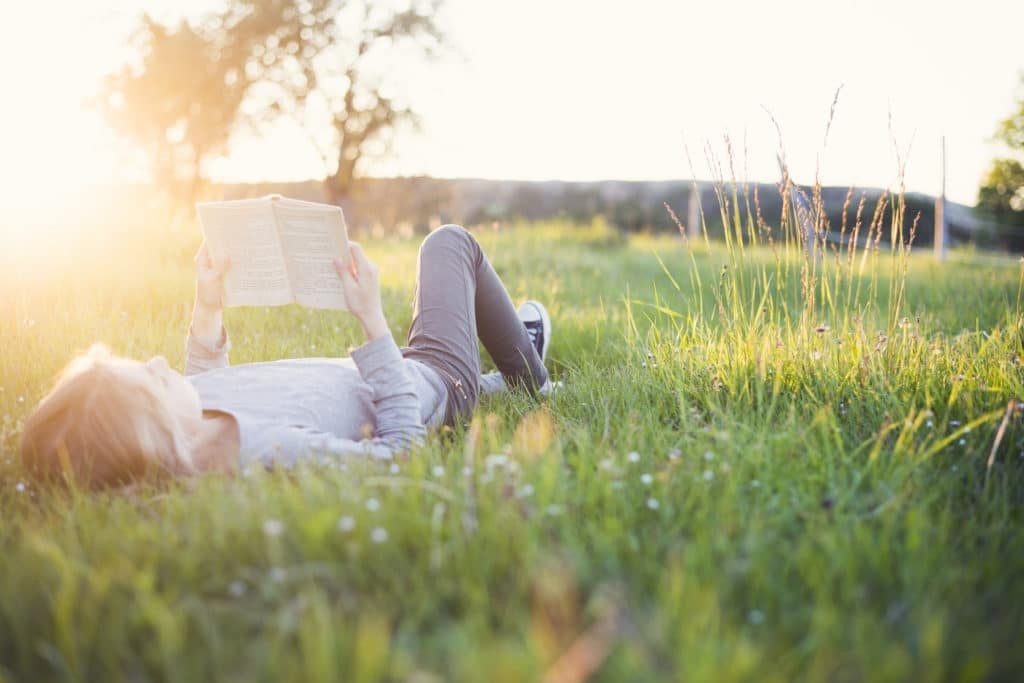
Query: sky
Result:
<box><xmin>0</xmin><ymin>0</ymin><xmax>1022</xmax><ymax>211</ymax></box>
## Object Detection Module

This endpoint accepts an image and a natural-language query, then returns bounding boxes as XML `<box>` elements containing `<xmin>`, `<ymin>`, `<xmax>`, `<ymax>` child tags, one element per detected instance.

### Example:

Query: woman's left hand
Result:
<box><xmin>194</xmin><ymin>241</ymin><xmax>231</xmax><ymax>313</ymax></box>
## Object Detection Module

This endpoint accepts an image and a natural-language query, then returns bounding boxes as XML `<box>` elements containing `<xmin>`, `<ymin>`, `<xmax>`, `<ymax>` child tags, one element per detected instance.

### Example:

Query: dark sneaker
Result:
<box><xmin>517</xmin><ymin>300</ymin><xmax>551</xmax><ymax>363</ymax></box>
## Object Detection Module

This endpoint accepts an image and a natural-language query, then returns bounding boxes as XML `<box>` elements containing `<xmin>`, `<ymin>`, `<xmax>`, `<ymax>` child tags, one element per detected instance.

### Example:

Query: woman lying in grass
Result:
<box><xmin>20</xmin><ymin>225</ymin><xmax>553</xmax><ymax>489</ymax></box>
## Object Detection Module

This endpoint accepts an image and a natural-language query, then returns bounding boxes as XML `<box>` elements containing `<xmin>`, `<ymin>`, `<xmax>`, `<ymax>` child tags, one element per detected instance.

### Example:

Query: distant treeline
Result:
<box><xmin>220</xmin><ymin>177</ymin><xmax>993</xmax><ymax>249</ymax></box>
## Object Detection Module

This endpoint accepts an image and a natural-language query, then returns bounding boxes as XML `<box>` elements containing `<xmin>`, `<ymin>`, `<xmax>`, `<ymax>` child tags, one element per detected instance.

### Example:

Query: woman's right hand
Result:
<box><xmin>334</xmin><ymin>242</ymin><xmax>389</xmax><ymax>340</ymax></box>
<box><xmin>192</xmin><ymin>241</ymin><xmax>230</xmax><ymax>339</ymax></box>
<box><xmin>194</xmin><ymin>241</ymin><xmax>231</xmax><ymax>313</ymax></box>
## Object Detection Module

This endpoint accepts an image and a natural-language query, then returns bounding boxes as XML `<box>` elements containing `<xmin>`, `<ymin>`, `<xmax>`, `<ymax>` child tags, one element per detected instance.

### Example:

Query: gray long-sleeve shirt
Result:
<box><xmin>184</xmin><ymin>330</ymin><xmax>449</xmax><ymax>466</ymax></box>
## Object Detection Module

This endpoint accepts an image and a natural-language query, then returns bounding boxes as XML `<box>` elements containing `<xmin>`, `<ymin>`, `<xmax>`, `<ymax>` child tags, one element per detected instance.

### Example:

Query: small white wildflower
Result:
<box><xmin>485</xmin><ymin>454</ymin><xmax>508</xmax><ymax>469</ymax></box>
<box><xmin>365</xmin><ymin>498</ymin><xmax>380</xmax><ymax>512</ymax></box>
<box><xmin>370</xmin><ymin>527</ymin><xmax>388</xmax><ymax>543</ymax></box>
<box><xmin>228</xmin><ymin>581</ymin><xmax>246</xmax><ymax>598</ymax></box>
<box><xmin>310</xmin><ymin>344</ymin><xmax>317</xmax><ymax>351</ymax></box>
<box><xmin>949</xmin><ymin>420</ymin><xmax>961</xmax><ymax>427</ymax></box>
<box><xmin>640</xmin><ymin>473</ymin><xmax>653</xmax><ymax>486</ymax></box>
<box><xmin>703</xmin><ymin>469</ymin><xmax>715</xmax><ymax>482</ymax></box>
<box><xmin>627</xmin><ymin>451</ymin><xmax>641</xmax><ymax>463</ymax></box>
<box><xmin>926</xmin><ymin>420</ymin><xmax>933</xmax><ymax>428</ymax></box>
<box><xmin>269</xmin><ymin>567</ymin><xmax>288</xmax><ymax>583</ymax></box>
<box><xmin>431</xmin><ymin>465</ymin><xmax>445</xmax><ymax>478</ymax></box>
<box><xmin>667</xmin><ymin>448</ymin><xmax>681</xmax><ymax>460</ymax></box>
<box><xmin>337</xmin><ymin>515</ymin><xmax>356</xmax><ymax>533</ymax></box>
<box><xmin>389</xmin><ymin>463</ymin><xmax>400</xmax><ymax>475</ymax></box>
<box><xmin>17</xmin><ymin>396</ymin><xmax>24</xmax><ymax>404</ymax></box>
<box><xmin>748</xmin><ymin>609</ymin><xmax>766</xmax><ymax>625</ymax></box>
<box><xmin>703</xmin><ymin>451</ymin><xmax>714</xmax><ymax>462</ymax></box>
<box><xmin>599</xmin><ymin>458</ymin><xmax>614</xmax><ymax>470</ymax></box>
<box><xmin>959</xmin><ymin>438</ymin><xmax>966</xmax><ymax>446</ymax></box>
<box><xmin>750</xmin><ymin>479</ymin><xmax>760</xmax><ymax>488</ymax></box>
<box><xmin>16</xmin><ymin>481</ymin><xmax>27</xmax><ymax>493</ymax></box>
<box><xmin>518</xmin><ymin>484</ymin><xmax>534</xmax><ymax>498</ymax></box>
<box><xmin>964</xmin><ymin>426</ymin><xmax>971</xmax><ymax>433</ymax></box>
<box><xmin>462</xmin><ymin>466</ymin><xmax>472</xmax><ymax>477</ymax></box>
<box><xmin>646</xmin><ymin>498</ymin><xmax>660</xmax><ymax>510</ymax></box>
<box><xmin>546</xmin><ymin>504</ymin><xmax>562</xmax><ymax>516</ymax></box>
<box><xmin>262</xmin><ymin>519</ymin><xmax>284</xmax><ymax>537</ymax></box>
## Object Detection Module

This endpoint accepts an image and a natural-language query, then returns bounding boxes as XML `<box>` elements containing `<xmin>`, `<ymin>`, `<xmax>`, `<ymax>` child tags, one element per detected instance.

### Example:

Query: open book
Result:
<box><xmin>196</xmin><ymin>195</ymin><xmax>352</xmax><ymax>310</ymax></box>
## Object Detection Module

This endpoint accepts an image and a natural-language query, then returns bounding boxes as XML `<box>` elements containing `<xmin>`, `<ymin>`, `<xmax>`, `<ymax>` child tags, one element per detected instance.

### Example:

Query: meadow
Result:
<box><xmin>1</xmin><ymin>191</ymin><xmax>1023</xmax><ymax>682</ymax></box>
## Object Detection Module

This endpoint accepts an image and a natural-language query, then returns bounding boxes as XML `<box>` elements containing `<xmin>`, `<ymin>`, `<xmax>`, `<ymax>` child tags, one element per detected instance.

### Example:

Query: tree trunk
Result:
<box><xmin>323</xmin><ymin>176</ymin><xmax>358</xmax><ymax>235</ymax></box>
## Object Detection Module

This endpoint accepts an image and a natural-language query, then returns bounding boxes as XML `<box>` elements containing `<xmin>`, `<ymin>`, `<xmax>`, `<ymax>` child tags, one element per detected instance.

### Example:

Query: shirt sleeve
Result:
<box><xmin>347</xmin><ymin>334</ymin><xmax>427</xmax><ymax>455</ymax></box>
<box><xmin>252</xmin><ymin>335</ymin><xmax>426</xmax><ymax>466</ymax></box>
<box><xmin>185</xmin><ymin>326</ymin><xmax>230</xmax><ymax>375</ymax></box>
<box><xmin>253</xmin><ymin>425</ymin><xmax>409</xmax><ymax>467</ymax></box>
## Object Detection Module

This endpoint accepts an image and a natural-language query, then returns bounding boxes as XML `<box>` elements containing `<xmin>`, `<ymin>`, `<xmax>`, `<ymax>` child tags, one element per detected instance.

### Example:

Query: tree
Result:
<box><xmin>978</xmin><ymin>158</ymin><xmax>1024</xmax><ymax>216</ymax></box>
<box><xmin>977</xmin><ymin>74</ymin><xmax>1024</xmax><ymax>247</ymax></box>
<box><xmin>102</xmin><ymin>0</ymin><xmax>444</xmax><ymax>205</ymax></box>
<box><xmin>102</xmin><ymin>17</ymin><xmax>250</xmax><ymax>201</ymax></box>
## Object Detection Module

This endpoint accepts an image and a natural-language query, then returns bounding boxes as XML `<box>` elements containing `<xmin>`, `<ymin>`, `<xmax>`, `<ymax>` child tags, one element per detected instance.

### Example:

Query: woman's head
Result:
<box><xmin>20</xmin><ymin>345</ymin><xmax>201</xmax><ymax>489</ymax></box>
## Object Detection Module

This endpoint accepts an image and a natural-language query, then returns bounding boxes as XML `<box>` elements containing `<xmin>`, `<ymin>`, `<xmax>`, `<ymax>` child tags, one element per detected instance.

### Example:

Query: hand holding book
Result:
<box><xmin>190</xmin><ymin>241</ymin><xmax>230</xmax><ymax>340</ymax></box>
<box><xmin>193</xmin><ymin>242</ymin><xmax>231</xmax><ymax>312</ymax></box>
<box><xmin>333</xmin><ymin>242</ymin><xmax>388</xmax><ymax>340</ymax></box>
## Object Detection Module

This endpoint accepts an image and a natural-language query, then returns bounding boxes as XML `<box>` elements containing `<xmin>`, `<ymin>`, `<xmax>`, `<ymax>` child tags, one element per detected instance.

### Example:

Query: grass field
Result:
<box><xmin>1</xmin><ymin>195</ymin><xmax>1023</xmax><ymax>682</ymax></box>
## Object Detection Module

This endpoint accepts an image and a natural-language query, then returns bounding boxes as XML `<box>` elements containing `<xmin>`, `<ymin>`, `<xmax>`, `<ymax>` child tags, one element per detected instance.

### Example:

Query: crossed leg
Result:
<box><xmin>401</xmin><ymin>225</ymin><xmax>548</xmax><ymax>424</ymax></box>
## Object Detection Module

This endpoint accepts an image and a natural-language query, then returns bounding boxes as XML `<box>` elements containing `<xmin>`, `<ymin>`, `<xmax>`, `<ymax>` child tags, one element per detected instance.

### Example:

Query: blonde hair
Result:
<box><xmin>20</xmin><ymin>345</ymin><xmax>194</xmax><ymax>489</ymax></box>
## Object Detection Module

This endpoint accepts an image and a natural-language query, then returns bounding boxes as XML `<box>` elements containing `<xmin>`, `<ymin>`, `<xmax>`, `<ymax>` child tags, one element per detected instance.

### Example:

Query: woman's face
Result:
<box><xmin>124</xmin><ymin>356</ymin><xmax>204</xmax><ymax>438</ymax></box>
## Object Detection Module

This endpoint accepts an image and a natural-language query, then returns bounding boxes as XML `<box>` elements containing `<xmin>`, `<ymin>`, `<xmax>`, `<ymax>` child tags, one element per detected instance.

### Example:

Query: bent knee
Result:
<box><xmin>421</xmin><ymin>224</ymin><xmax>475</xmax><ymax>255</ymax></box>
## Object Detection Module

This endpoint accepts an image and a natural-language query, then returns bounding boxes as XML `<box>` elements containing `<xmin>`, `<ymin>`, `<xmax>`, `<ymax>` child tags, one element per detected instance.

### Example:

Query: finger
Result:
<box><xmin>349</xmin><ymin>242</ymin><xmax>369</xmax><ymax>268</ymax></box>
<box><xmin>333</xmin><ymin>256</ymin><xmax>355</xmax><ymax>283</ymax></box>
<box><xmin>211</xmin><ymin>254</ymin><xmax>231</xmax><ymax>277</ymax></box>
<box><xmin>346</xmin><ymin>243</ymin><xmax>369</xmax><ymax>279</ymax></box>
<box><xmin>350</xmin><ymin>243</ymin><xmax>377</xmax><ymax>274</ymax></box>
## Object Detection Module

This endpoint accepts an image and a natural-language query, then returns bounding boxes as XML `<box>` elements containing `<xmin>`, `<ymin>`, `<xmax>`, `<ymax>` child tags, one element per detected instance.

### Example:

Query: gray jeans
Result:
<box><xmin>401</xmin><ymin>225</ymin><xmax>548</xmax><ymax>425</ymax></box>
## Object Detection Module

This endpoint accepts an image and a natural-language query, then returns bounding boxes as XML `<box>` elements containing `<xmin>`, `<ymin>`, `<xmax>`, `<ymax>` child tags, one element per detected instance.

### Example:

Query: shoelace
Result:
<box><xmin>524</xmin><ymin>320</ymin><xmax>543</xmax><ymax>354</ymax></box>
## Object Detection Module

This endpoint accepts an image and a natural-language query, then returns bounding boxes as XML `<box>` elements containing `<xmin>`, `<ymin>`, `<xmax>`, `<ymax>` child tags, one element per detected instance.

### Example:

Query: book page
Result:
<box><xmin>196</xmin><ymin>199</ymin><xmax>293</xmax><ymax>307</ymax></box>
<box><xmin>272</xmin><ymin>202</ymin><xmax>351</xmax><ymax>310</ymax></box>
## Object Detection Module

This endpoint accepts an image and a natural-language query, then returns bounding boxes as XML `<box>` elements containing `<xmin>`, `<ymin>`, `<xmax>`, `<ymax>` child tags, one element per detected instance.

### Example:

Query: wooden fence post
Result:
<box><xmin>935</xmin><ymin>135</ymin><xmax>947</xmax><ymax>260</ymax></box>
<box><xmin>687</xmin><ymin>184</ymin><xmax>701</xmax><ymax>240</ymax></box>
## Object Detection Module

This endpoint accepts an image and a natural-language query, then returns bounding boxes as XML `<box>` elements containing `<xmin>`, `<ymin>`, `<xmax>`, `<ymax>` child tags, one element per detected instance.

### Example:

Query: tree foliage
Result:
<box><xmin>977</xmin><ymin>74</ymin><xmax>1024</xmax><ymax>233</ymax></box>
<box><xmin>977</xmin><ymin>158</ymin><xmax>1024</xmax><ymax>215</ymax></box>
<box><xmin>102</xmin><ymin>0</ymin><xmax>444</xmax><ymax>204</ymax></box>
<box><xmin>102</xmin><ymin>17</ymin><xmax>250</xmax><ymax>200</ymax></box>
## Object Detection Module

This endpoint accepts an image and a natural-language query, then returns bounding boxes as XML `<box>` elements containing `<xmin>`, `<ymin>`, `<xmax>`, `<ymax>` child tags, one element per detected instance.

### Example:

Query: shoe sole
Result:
<box><xmin>521</xmin><ymin>300</ymin><xmax>551</xmax><ymax>362</ymax></box>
